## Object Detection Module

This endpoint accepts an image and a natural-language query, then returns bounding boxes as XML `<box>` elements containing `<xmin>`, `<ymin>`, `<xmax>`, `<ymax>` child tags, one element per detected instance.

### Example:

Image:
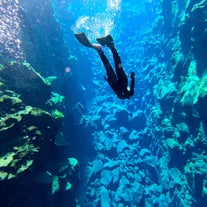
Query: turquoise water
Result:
<box><xmin>0</xmin><ymin>0</ymin><xmax>207</xmax><ymax>207</ymax></box>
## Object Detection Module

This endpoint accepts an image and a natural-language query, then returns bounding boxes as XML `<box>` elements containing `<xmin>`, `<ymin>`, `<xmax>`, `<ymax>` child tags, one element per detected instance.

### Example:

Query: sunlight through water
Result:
<box><xmin>0</xmin><ymin>0</ymin><xmax>24</xmax><ymax>61</ymax></box>
<box><xmin>71</xmin><ymin>0</ymin><xmax>121</xmax><ymax>39</ymax></box>
<box><xmin>107</xmin><ymin>0</ymin><xmax>121</xmax><ymax>11</ymax></box>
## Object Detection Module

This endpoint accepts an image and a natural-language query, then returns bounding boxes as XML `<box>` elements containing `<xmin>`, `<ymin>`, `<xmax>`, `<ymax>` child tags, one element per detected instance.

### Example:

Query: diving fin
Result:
<box><xmin>96</xmin><ymin>35</ymin><xmax>114</xmax><ymax>48</ymax></box>
<box><xmin>74</xmin><ymin>32</ymin><xmax>93</xmax><ymax>48</ymax></box>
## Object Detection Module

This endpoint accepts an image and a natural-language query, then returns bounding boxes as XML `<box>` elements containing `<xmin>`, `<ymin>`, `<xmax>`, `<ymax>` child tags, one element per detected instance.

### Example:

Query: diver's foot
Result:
<box><xmin>96</xmin><ymin>35</ymin><xmax>114</xmax><ymax>48</ymax></box>
<box><xmin>92</xmin><ymin>43</ymin><xmax>101</xmax><ymax>50</ymax></box>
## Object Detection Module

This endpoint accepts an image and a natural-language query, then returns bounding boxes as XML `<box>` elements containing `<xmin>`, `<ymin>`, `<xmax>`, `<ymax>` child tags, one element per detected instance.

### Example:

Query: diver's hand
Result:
<box><xmin>128</xmin><ymin>72</ymin><xmax>135</xmax><ymax>79</ymax></box>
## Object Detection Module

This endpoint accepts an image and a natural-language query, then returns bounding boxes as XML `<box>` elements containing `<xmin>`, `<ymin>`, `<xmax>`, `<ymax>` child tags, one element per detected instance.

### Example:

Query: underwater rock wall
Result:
<box><xmin>142</xmin><ymin>0</ymin><xmax>207</xmax><ymax>205</ymax></box>
<box><xmin>18</xmin><ymin>0</ymin><xmax>71</xmax><ymax>75</ymax></box>
<box><xmin>76</xmin><ymin>0</ymin><xmax>207</xmax><ymax>207</ymax></box>
<box><xmin>141</xmin><ymin>0</ymin><xmax>207</xmax><ymax>206</ymax></box>
<box><xmin>0</xmin><ymin>62</ymin><xmax>79</xmax><ymax>207</ymax></box>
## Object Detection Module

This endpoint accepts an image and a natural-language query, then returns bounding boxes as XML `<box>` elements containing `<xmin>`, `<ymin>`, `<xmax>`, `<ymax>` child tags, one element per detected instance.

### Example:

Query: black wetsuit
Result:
<box><xmin>97</xmin><ymin>47</ymin><xmax>134</xmax><ymax>99</ymax></box>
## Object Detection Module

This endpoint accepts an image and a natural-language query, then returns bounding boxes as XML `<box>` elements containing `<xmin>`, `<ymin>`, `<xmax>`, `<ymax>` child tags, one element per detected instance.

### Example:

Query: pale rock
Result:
<box><xmin>117</xmin><ymin>140</ymin><xmax>129</xmax><ymax>153</ymax></box>
<box><xmin>101</xmin><ymin>170</ymin><xmax>112</xmax><ymax>187</ymax></box>
<box><xmin>129</xmin><ymin>129</ymin><xmax>139</xmax><ymax>140</ymax></box>
<box><xmin>100</xmin><ymin>186</ymin><xmax>110</xmax><ymax>207</ymax></box>
<box><xmin>91</xmin><ymin>159</ymin><xmax>103</xmax><ymax>173</ymax></box>
<box><xmin>112</xmin><ymin>167</ymin><xmax>120</xmax><ymax>184</ymax></box>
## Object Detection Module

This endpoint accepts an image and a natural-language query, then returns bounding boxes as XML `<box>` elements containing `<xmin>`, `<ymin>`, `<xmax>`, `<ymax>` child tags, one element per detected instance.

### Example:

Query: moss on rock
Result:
<box><xmin>0</xmin><ymin>61</ymin><xmax>65</xmax><ymax>182</ymax></box>
<box><xmin>51</xmin><ymin>109</ymin><xmax>64</xmax><ymax>120</ymax></box>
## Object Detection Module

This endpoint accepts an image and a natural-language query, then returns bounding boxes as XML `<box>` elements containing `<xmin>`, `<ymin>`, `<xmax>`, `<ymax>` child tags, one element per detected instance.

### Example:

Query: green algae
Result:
<box><xmin>180</xmin><ymin>59</ymin><xmax>200</xmax><ymax>105</ymax></box>
<box><xmin>0</xmin><ymin>140</ymin><xmax>39</xmax><ymax>180</ymax></box>
<box><xmin>181</xmin><ymin>69</ymin><xmax>207</xmax><ymax>105</ymax></box>
<box><xmin>45</xmin><ymin>76</ymin><xmax>57</xmax><ymax>85</ymax></box>
<box><xmin>17</xmin><ymin>160</ymin><xmax>33</xmax><ymax>174</ymax></box>
<box><xmin>51</xmin><ymin>109</ymin><xmax>64</xmax><ymax>120</ymax></box>
<box><xmin>0</xmin><ymin>152</ymin><xmax>15</xmax><ymax>168</ymax></box>
<box><xmin>0</xmin><ymin>171</ymin><xmax>8</xmax><ymax>180</ymax></box>
<box><xmin>198</xmin><ymin>70</ymin><xmax>207</xmax><ymax>98</ymax></box>
<box><xmin>68</xmin><ymin>158</ymin><xmax>79</xmax><ymax>171</ymax></box>
<box><xmin>154</xmin><ymin>79</ymin><xmax>176</xmax><ymax>100</ymax></box>
<box><xmin>49</xmin><ymin>92</ymin><xmax>65</xmax><ymax>106</ymax></box>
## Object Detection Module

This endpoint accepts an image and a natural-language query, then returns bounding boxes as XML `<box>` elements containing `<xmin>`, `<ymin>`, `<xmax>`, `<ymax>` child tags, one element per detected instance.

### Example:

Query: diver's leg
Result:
<box><xmin>110</xmin><ymin>47</ymin><xmax>128</xmax><ymax>87</ymax></box>
<box><xmin>97</xmin><ymin>49</ymin><xmax>117</xmax><ymax>82</ymax></box>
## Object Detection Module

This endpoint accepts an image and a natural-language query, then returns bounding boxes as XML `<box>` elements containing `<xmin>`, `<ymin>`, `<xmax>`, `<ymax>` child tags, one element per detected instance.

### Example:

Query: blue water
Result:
<box><xmin>1</xmin><ymin>0</ymin><xmax>207</xmax><ymax>207</ymax></box>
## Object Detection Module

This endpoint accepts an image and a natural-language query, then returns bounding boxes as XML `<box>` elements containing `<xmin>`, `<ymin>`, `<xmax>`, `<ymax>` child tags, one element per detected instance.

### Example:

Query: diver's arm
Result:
<box><xmin>129</xmin><ymin>73</ymin><xmax>135</xmax><ymax>97</ymax></box>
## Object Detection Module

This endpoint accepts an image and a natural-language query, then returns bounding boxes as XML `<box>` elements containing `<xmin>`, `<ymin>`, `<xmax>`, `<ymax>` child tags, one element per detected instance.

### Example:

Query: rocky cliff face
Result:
<box><xmin>142</xmin><ymin>0</ymin><xmax>207</xmax><ymax>206</ymax></box>
<box><xmin>0</xmin><ymin>62</ymin><xmax>79</xmax><ymax>207</ymax></box>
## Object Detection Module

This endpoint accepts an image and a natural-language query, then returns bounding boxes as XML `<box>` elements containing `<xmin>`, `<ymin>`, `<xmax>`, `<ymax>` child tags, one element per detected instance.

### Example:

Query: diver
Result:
<box><xmin>75</xmin><ymin>33</ymin><xmax>135</xmax><ymax>99</ymax></box>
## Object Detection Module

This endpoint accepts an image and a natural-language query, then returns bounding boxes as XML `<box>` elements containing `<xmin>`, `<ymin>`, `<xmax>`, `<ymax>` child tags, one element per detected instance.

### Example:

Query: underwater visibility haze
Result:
<box><xmin>0</xmin><ymin>0</ymin><xmax>207</xmax><ymax>207</ymax></box>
